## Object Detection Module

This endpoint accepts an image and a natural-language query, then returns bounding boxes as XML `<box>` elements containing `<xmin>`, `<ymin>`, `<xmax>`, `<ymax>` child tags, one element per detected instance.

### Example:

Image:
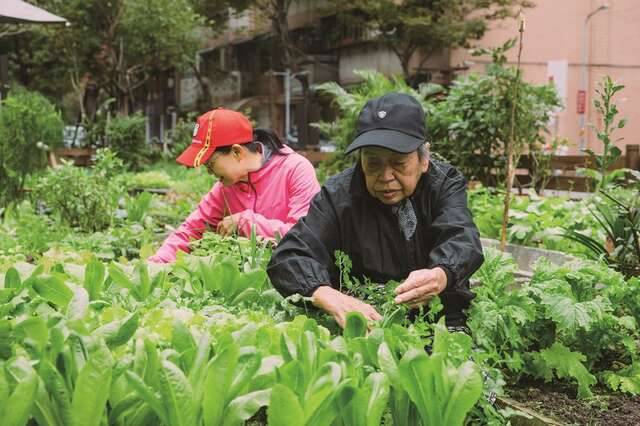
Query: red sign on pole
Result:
<box><xmin>577</xmin><ymin>90</ymin><xmax>586</xmax><ymax>114</ymax></box>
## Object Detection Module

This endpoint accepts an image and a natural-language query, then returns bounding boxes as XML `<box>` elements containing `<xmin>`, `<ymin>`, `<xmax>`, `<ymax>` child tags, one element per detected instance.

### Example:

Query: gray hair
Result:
<box><xmin>417</xmin><ymin>142</ymin><xmax>430</xmax><ymax>160</ymax></box>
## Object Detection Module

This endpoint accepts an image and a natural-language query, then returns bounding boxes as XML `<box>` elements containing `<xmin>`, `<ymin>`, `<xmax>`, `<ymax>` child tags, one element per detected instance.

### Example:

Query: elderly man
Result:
<box><xmin>267</xmin><ymin>92</ymin><xmax>484</xmax><ymax>329</ymax></box>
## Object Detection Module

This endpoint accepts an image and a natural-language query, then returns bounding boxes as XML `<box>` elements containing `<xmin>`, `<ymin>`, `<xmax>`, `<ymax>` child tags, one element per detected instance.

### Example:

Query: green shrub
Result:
<box><xmin>105</xmin><ymin>112</ymin><xmax>149</xmax><ymax>170</ymax></box>
<box><xmin>128</xmin><ymin>170</ymin><xmax>174</xmax><ymax>189</ymax></box>
<box><xmin>313</xmin><ymin>42</ymin><xmax>560</xmax><ymax>185</ymax></box>
<box><xmin>0</xmin><ymin>87</ymin><xmax>64</xmax><ymax>205</ymax></box>
<box><xmin>313</xmin><ymin>70</ymin><xmax>443</xmax><ymax>177</ymax></box>
<box><xmin>565</xmin><ymin>189</ymin><xmax>640</xmax><ymax>278</ymax></box>
<box><xmin>168</xmin><ymin>113</ymin><xmax>197</xmax><ymax>158</ymax></box>
<box><xmin>32</xmin><ymin>149</ymin><xmax>125</xmax><ymax>232</ymax></box>
<box><xmin>429</xmin><ymin>40</ymin><xmax>561</xmax><ymax>185</ymax></box>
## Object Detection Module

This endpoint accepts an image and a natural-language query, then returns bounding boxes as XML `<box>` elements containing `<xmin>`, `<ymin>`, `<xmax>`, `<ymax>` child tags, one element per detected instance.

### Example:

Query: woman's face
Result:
<box><xmin>361</xmin><ymin>146</ymin><xmax>428</xmax><ymax>205</ymax></box>
<box><xmin>204</xmin><ymin>145</ymin><xmax>250</xmax><ymax>186</ymax></box>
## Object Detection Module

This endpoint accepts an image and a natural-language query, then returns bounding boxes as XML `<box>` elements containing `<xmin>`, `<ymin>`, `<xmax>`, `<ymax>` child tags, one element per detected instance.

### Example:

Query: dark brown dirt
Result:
<box><xmin>508</xmin><ymin>379</ymin><xmax>640</xmax><ymax>426</ymax></box>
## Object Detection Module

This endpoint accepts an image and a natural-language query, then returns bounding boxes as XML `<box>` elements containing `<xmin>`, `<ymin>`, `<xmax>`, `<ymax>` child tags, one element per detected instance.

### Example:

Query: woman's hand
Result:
<box><xmin>394</xmin><ymin>267</ymin><xmax>447</xmax><ymax>309</ymax></box>
<box><xmin>217</xmin><ymin>213</ymin><xmax>243</xmax><ymax>237</ymax></box>
<box><xmin>312</xmin><ymin>286</ymin><xmax>382</xmax><ymax>328</ymax></box>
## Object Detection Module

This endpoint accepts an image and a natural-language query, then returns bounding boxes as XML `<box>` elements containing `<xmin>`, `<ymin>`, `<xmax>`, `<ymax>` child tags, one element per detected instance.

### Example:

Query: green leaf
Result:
<box><xmin>224</xmin><ymin>389</ymin><xmax>272</xmax><ymax>426</ymax></box>
<box><xmin>442</xmin><ymin>361</ymin><xmax>483</xmax><ymax>426</ymax></box>
<box><xmin>124</xmin><ymin>371</ymin><xmax>168</xmax><ymax>424</ymax></box>
<box><xmin>541</xmin><ymin>294</ymin><xmax>608</xmax><ymax>332</ymax></box>
<box><xmin>136</xmin><ymin>261</ymin><xmax>151</xmax><ymax>299</ymax></box>
<box><xmin>299</xmin><ymin>331</ymin><xmax>318</xmax><ymax>385</ymax></box>
<box><xmin>197</xmin><ymin>261</ymin><xmax>216</xmax><ymax>292</ymax></box>
<box><xmin>377</xmin><ymin>342</ymin><xmax>401</xmax><ymax>388</ymax></box>
<box><xmin>32</xmin><ymin>375</ymin><xmax>61</xmax><ymax>426</ymax></box>
<box><xmin>206</xmin><ymin>260</ymin><xmax>238</xmax><ymax>296</ymax></box>
<box><xmin>4</xmin><ymin>268</ymin><xmax>21</xmax><ymax>289</ymax></box>
<box><xmin>71</xmin><ymin>342</ymin><xmax>113</xmax><ymax>426</ymax></box>
<box><xmin>4</xmin><ymin>358</ymin><xmax>38</xmax><ymax>426</ymax></box>
<box><xmin>333</xmin><ymin>384</ymin><xmax>362</xmax><ymax>426</ymax></box>
<box><xmin>157</xmin><ymin>360</ymin><xmax>196</xmax><ymax>426</ymax></box>
<box><xmin>534</xmin><ymin>343</ymin><xmax>596</xmax><ymax>398</ymax></box>
<box><xmin>109</xmin><ymin>394</ymin><xmax>142</xmax><ymax>424</ymax></box>
<box><xmin>188</xmin><ymin>333</ymin><xmax>211</xmax><ymax>407</ymax></box>
<box><xmin>203</xmin><ymin>343</ymin><xmax>239</xmax><ymax>426</ymax></box>
<box><xmin>610</xmin><ymin>146</ymin><xmax>622</xmax><ymax>159</ymax></box>
<box><xmin>40</xmin><ymin>360</ymin><xmax>72</xmax><ymax>426</ymax></box>
<box><xmin>84</xmin><ymin>259</ymin><xmax>105</xmax><ymax>300</ymax></box>
<box><xmin>14</xmin><ymin>317</ymin><xmax>48</xmax><ymax>354</ymax></box>
<box><xmin>67</xmin><ymin>286</ymin><xmax>90</xmax><ymax>321</ymax></box>
<box><xmin>108</xmin><ymin>264</ymin><xmax>135</xmax><ymax>291</ymax></box>
<box><xmin>268</xmin><ymin>384</ymin><xmax>303</xmax><ymax>426</ymax></box>
<box><xmin>604</xmin><ymin>366</ymin><xmax>640</xmax><ymax>394</ymax></box>
<box><xmin>344</xmin><ymin>312</ymin><xmax>368</xmax><ymax>339</ymax></box>
<box><xmin>95</xmin><ymin>312</ymin><xmax>139</xmax><ymax>348</ymax></box>
<box><xmin>31</xmin><ymin>275</ymin><xmax>73</xmax><ymax>308</ymax></box>
<box><xmin>276</xmin><ymin>359</ymin><xmax>304</xmax><ymax>397</ymax></box>
<box><xmin>230</xmin><ymin>287</ymin><xmax>259</xmax><ymax>305</ymax></box>
<box><xmin>398</xmin><ymin>349</ymin><xmax>435</xmax><ymax>424</ymax></box>
<box><xmin>0</xmin><ymin>365</ymin><xmax>9</xmax><ymax>411</ymax></box>
<box><xmin>365</xmin><ymin>372</ymin><xmax>390</xmax><ymax>426</ymax></box>
<box><xmin>280</xmin><ymin>333</ymin><xmax>297</xmax><ymax>362</ymax></box>
<box><xmin>228</xmin><ymin>348</ymin><xmax>261</xmax><ymax>402</ymax></box>
<box><xmin>172</xmin><ymin>321</ymin><xmax>196</xmax><ymax>356</ymax></box>
<box><xmin>303</xmin><ymin>362</ymin><xmax>343</xmax><ymax>424</ymax></box>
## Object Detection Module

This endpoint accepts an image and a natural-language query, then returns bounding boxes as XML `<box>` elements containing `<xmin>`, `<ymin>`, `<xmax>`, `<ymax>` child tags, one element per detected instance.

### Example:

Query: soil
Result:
<box><xmin>508</xmin><ymin>378</ymin><xmax>640</xmax><ymax>425</ymax></box>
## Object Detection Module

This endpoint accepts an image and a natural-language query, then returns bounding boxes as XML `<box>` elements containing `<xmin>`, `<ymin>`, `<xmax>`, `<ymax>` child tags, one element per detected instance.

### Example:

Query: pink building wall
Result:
<box><xmin>451</xmin><ymin>0</ymin><xmax>640</xmax><ymax>154</ymax></box>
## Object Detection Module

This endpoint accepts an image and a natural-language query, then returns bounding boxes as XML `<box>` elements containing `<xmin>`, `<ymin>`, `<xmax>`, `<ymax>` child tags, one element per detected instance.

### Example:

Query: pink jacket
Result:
<box><xmin>149</xmin><ymin>146</ymin><xmax>320</xmax><ymax>263</ymax></box>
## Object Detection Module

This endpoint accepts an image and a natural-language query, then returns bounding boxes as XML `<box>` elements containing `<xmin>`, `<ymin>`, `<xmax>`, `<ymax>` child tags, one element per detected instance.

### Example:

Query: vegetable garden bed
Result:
<box><xmin>1</xmin><ymin>158</ymin><xmax>638</xmax><ymax>425</ymax></box>
<box><xmin>507</xmin><ymin>379</ymin><xmax>640</xmax><ymax>425</ymax></box>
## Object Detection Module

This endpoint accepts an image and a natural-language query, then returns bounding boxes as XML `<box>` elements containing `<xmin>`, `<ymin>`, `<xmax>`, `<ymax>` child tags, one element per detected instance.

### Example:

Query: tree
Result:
<box><xmin>0</xmin><ymin>88</ymin><xmax>64</xmax><ymax>205</ymax></box>
<box><xmin>429</xmin><ymin>38</ymin><xmax>560</xmax><ymax>187</ymax></box>
<box><xmin>254</xmin><ymin>0</ymin><xmax>297</xmax><ymax>70</ymax></box>
<box><xmin>190</xmin><ymin>0</ymin><xmax>254</xmax><ymax>29</ymax></box>
<box><xmin>330</xmin><ymin>0</ymin><xmax>534</xmax><ymax>84</ymax></box>
<box><xmin>7</xmin><ymin>0</ymin><xmax>204</xmax><ymax>119</ymax></box>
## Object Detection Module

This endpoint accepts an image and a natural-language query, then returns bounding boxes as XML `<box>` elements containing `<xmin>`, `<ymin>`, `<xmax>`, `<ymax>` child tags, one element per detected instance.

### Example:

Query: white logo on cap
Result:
<box><xmin>192</xmin><ymin>123</ymin><xmax>199</xmax><ymax>137</ymax></box>
<box><xmin>378</xmin><ymin>110</ymin><xmax>387</xmax><ymax>119</ymax></box>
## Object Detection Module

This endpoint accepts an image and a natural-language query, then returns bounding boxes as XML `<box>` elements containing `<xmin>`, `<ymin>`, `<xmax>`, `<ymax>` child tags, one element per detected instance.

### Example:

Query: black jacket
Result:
<box><xmin>267</xmin><ymin>160</ymin><xmax>484</xmax><ymax>324</ymax></box>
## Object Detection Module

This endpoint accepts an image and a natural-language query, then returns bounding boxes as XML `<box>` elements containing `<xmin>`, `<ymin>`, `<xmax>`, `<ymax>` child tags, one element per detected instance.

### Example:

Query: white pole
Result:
<box><xmin>284</xmin><ymin>68</ymin><xmax>291</xmax><ymax>143</ymax></box>
<box><xmin>578</xmin><ymin>4</ymin><xmax>609</xmax><ymax>150</ymax></box>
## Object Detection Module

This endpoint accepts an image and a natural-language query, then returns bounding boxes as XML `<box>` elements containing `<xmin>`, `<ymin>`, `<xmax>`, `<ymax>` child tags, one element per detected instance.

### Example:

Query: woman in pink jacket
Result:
<box><xmin>149</xmin><ymin>108</ymin><xmax>320</xmax><ymax>263</ymax></box>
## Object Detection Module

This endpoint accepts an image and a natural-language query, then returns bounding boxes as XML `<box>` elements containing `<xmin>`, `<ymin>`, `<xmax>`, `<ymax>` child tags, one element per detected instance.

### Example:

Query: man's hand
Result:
<box><xmin>217</xmin><ymin>213</ymin><xmax>243</xmax><ymax>237</ymax></box>
<box><xmin>394</xmin><ymin>267</ymin><xmax>448</xmax><ymax>309</ymax></box>
<box><xmin>311</xmin><ymin>286</ymin><xmax>382</xmax><ymax>328</ymax></box>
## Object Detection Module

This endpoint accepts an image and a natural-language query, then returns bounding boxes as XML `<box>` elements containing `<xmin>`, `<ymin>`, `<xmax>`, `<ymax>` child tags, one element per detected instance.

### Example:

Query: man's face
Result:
<box><xmin>361</xmin><ymin>146</ymin><xmax>428</xmax><ymax>205</ymax></box>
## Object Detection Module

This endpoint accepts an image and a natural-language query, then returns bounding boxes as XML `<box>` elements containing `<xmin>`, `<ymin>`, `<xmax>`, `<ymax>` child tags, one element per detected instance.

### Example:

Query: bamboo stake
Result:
<box><xmin>500</xmin><ymin>12</ymin><xmax>526</xmax><ymax>251</ymax></box>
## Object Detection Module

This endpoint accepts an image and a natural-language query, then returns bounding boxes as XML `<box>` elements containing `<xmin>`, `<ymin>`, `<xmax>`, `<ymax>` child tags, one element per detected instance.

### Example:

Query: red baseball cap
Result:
<box><xmin>176</xmin><ymin>108</ymin><xmax>253</xmax><ymax>167</ymax></box>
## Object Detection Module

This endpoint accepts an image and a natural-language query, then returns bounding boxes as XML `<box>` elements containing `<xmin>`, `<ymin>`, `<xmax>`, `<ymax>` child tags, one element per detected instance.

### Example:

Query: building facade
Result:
<box><xmin>178</xmin><ymin>0</ymin><xmax>640</xmax><ymax>153</ymax></box>
<box><xmin>452</xmin><ymin>0</ymin><xmax>640</xmax><ymax>154</ymax></box>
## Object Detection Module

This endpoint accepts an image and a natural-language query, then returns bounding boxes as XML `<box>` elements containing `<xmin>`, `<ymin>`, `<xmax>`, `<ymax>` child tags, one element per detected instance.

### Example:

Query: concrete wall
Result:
<box><xmin>339</xmin><ymin>45</ymin><xmax>404</xmax><ymax>85</ymax></box>
<box><xmin>451</xmin><ymin>0</ymin><xmax>640</xmax><ymax>154</ymax></box>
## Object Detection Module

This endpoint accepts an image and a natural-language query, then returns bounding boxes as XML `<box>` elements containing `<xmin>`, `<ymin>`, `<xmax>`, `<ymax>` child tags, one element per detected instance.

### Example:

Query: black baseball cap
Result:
<box><xmin>345</xmin><ymin>92</ymin><xmax>426</xmax><ymax>155</ymax></box>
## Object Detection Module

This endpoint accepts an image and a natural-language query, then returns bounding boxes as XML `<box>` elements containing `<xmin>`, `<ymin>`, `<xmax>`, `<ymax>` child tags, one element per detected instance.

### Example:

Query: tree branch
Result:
<box><xmin>0</xmin><ymin>25</ymin><xmax>29</xmax><ymax>39</ymax></box>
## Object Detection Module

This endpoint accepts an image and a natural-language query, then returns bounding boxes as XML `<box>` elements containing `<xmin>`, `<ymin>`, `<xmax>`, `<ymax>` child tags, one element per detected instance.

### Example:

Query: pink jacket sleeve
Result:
<box><xmin>148</xmin><ymin>184</ymin><xmax>225</xmax><ymax>263</ymax></box>
<box><xmin>236</xmin><ymin>160</ymin><xmax>320</xmax><ymax>239</ymax></box>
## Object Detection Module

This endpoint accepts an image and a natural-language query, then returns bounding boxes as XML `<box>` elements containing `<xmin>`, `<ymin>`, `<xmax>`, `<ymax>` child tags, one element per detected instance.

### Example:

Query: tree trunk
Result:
<box><xmin>271</xmin><ymin>0</ymin><xmax>294</xmax><ymax>70</ymax></box>
<box><xmin>399</xmin><ymin>54</ymin><xmax>411</xmax><ymax>82</ymax></box>
<box><xmin>500</xmin><ymin>13</ymin><xmax>526</xmax><ymax>251</ymax></box>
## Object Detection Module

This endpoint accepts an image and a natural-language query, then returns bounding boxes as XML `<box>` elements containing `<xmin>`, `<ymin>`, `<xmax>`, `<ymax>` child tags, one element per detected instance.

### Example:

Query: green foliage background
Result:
<box><xmin>0</xmin><ymin>88</ymin><xmax>64</xmax><ymax>206</ymax></box>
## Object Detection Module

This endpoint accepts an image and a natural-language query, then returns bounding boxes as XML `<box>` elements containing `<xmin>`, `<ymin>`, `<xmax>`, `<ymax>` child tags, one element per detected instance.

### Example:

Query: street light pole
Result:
<box><xmin>578</xmin><ymin>3</ymin><xmax>609</xmax><ymax>150</ymax></box>
<box><xmin>272</xmin><ymin>68</ymin><xmax>292</xmax><ymax>143</ymax></box>
<box><xmin>272</xmin><ymin>68</ymin><xmax>309</xmax><ymax>145</ymax></box>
